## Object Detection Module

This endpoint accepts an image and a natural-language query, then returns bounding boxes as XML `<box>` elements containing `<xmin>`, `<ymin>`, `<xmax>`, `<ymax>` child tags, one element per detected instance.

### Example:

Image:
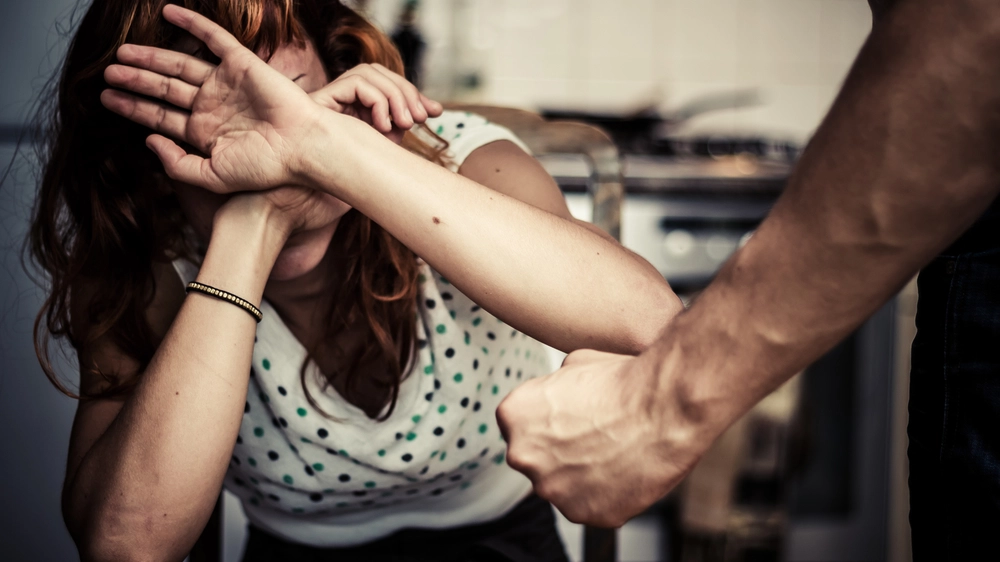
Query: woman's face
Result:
<box><xmin>173</xmin><ymin>37</ymin><xmax>351</xmax><ymax>281</ymax></box>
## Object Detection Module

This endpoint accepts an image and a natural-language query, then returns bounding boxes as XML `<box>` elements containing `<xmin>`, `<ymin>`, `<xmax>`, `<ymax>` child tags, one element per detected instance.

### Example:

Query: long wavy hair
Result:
<box><xmin>30</xmin><ymin>0</ymin><xmax>445</xmax><ymax>420</ymax></box>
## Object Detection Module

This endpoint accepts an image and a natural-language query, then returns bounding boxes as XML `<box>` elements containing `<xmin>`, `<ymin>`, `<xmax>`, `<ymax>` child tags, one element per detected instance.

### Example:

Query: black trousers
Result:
<box><xmin>240</xmin><ymin>494</ymin><xmax>570</xmax><ymax>562</ymax></box>
<box><xmin>909</xmin><ymin>197</ymin><xmax>1000</xmax><ymax>561</ymax></box>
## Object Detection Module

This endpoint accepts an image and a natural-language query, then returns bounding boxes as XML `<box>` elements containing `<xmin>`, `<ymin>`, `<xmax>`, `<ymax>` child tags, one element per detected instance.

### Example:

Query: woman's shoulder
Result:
<box><xmin>424</xmin><ymin>110</ymin><xmax>531</xmax><ymax>171</ymax></box>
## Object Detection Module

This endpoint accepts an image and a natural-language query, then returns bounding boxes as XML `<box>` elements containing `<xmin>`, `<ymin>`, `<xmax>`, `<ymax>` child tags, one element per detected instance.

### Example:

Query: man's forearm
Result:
<box><xmin>654</xmin><ymin>0</ymin><xmax>1000</xmax><ymax>431</ymax></box>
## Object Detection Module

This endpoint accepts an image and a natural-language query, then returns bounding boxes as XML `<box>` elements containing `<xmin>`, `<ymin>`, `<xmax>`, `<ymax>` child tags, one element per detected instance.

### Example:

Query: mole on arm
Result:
<box><xmin>432</xmin><ymin>217</ymin><xmax>441</xmax><ymax>224</ymax></box>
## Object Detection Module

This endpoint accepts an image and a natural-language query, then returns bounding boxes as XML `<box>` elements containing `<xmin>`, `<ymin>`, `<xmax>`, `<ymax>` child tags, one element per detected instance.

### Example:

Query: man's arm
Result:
<box><xmin>498</xmin><ymin>0</ymin><xmax>1000</xmax><ymax>526</ymax></box>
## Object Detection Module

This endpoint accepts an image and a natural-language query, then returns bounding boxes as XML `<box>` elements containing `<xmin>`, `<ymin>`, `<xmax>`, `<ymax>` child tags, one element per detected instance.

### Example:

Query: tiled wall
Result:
<box><xmin>365</xmin><ymin>0</ymin><xmax>873</xmax><ymax>141</ymax></box>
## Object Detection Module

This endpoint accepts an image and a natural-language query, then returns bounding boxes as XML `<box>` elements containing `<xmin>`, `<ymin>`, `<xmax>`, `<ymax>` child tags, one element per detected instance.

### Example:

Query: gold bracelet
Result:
<box><xmin>185</xmin><ymin>282</ymin><xmax>263</xmax><ymax>323</ymax></box>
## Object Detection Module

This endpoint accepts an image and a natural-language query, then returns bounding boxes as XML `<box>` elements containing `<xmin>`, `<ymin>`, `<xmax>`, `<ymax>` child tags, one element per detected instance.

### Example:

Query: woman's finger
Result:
<box><xmin>146</xmin><ymin>134</ymin><xmax>227</xmax><ymax>193</ymax></box>
<box><xmin>105</xmin><ymin>64</ymin><xmax>199</xmax><ymax>109</ymax></box>
<box><xmin>101</xmin><ymin>89</ymin><xmax>190</xmax><ymax>141</ymax></box>
<box><xmin>116</xmin><ymin>43</ymin><xmax>215</xmax><ymax>87</ymax></box>
<box><xmin>370</xmin><ymin>63</ymin><xmax>429</xmax><ymax>122</ymax></box>
<box><xmin>420</xmin><ymin>92</ymin><xmax>444</xmax><ymax>118</ymax></box>
<box><xmin>162</xmin><ymin>4</ymin><xmax>246</xmax><ymax>59</ymax></box>
<box><xmin>341</xmin><ymin>66</ymin><xmax>414</xmax><ymax>129</ymax></box>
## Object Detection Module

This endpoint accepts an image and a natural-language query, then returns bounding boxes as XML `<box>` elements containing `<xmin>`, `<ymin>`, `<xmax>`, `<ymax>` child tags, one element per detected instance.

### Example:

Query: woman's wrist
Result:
<box><xmin>291</xmin><ymin>110</ymin><xmax>379</xmax><ymax>201</ymax></box>
<box><xmin>200</xmin><ymin>200</ymin><xmax>287</xmax><ymax>304</ymax></box>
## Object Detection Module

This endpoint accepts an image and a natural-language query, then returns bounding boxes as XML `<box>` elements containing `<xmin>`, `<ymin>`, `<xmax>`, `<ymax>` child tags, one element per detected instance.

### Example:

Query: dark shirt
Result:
<box><xmin>868</xmin><ymin>0</ymin><xmax>895</xmax><ymax>19</ymax></box>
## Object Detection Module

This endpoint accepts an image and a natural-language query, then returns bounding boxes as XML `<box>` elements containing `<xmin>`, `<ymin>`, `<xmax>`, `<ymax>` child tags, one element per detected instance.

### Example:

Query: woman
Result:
<box><xmin>31</xmin><ymin>1</ymin><xmax>682</xmax><ymax>560</ymax></box>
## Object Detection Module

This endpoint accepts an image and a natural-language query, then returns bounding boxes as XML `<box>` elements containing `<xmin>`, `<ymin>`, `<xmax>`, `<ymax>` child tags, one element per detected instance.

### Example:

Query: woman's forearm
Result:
<box><xmin>298</xmin><ymin>116</ymin><xmax>682</xmax><ymax>354</ymax></box>
<box><xmin>66</xmin><ymin>208</ymin><xmax>283</xmax><ymax>561</ymax></box>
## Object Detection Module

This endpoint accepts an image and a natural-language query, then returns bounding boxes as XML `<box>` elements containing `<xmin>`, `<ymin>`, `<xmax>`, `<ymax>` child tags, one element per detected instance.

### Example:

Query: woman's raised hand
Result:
<box><xmin>101</xmin><ymin>4</ymin><xmax>440</xmax><ymax>193</ymax></box>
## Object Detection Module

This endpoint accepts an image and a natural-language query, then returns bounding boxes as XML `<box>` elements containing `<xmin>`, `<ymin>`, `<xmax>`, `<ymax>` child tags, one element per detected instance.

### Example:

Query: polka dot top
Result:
<box><xmin>171</xmin><ymin>112</ymin><xmax>552</xmax><ymax>548</ymax></box>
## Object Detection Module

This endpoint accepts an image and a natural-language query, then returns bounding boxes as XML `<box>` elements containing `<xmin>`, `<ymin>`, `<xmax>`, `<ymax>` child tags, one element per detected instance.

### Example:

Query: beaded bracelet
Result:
<box><xmin>185</xmin><ymin>281</ymin><xmax>263</xmax><ymax>323</ymax></box>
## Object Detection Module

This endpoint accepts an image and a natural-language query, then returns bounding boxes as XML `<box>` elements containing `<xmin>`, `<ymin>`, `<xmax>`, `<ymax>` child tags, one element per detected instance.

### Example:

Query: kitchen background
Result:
<box><xmin>0</xmin><ymin>1</ymin><xmax>913</xmax><ymax>561</ymax></box>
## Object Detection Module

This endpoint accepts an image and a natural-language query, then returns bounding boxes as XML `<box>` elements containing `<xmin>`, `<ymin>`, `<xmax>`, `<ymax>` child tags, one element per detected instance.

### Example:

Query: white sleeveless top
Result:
<box><xmin>173</xmin><ymin>112</ymin><xmax>553</xmax><ymax>547</ymax></box>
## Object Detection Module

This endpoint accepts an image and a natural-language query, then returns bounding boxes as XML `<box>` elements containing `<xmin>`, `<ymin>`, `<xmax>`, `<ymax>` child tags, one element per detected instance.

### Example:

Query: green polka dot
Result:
<box><xmin>339</xmin><ymin>449</ymin><xmax>349</xmax><ymax>457</ymax></box>
<box><xmin>431</xmin><ymin>450</ymin><xmax>439</xmax><ymax>458</ymax></box>
<box><xmin>440</xmin><ymin>277</ymin><xmax>450</xmax><ymax>285</ymax></box>
<box><xmin>467</xmin><ymin>462</ymin><xmax>479</xmax><ymax>470</ymax></box>
<box><xmin>364</xmin><ymin>481</ymin><xmax>377</xmax><ymax>489</ymax></box>
<box><xmin>461</xmin><ymin>481</ymin><xmax>472</xmax><ymax>490</ymax></box>
<box><xmin>477</xmin><ymin>383</ymin><xmax>482</xmax><ymax>391</ymax></box>
<box><xmin>248</xmin><ymin>457</ymin><xmax>257</xmax><ymax>467</ymax></box>
<box><xmin>249</xmin><ymin>477</ymin><xmax>259</xmax><ymax>485</ymax></box>
<box><xmin>482</xmin><ymin>347</ymin><xmax>490</xmax><ymax>355</ymax></box>
<box><xmin>450</xmin><ymin>310</ymin><xmax>457</xmax><ymax>319</ymax></box>
<box><xmin>301</xmin><ymin>437</ymin><xmax>312</xmax><ymax>444</ymax></box>
<box><xmin>500</xmin><ymin>349</ymin><xmax>506</xmax><ymax>357</ymax></box>
<box><xmin>324</xmin><ymin>488</ymin><xmax>335</xmax><ymax>494</ymax></box>
<box><xmin>290</xmin><ymin>445</ymin><xmax>298</xmax><ymax>454</ymax></box>
<box><xmin>336</xmin><ymin>502</ymin><xmax>348</xmax><ymax>508</ymax></box>
<box><xmin>297</xmin><ymin>408</ymin><xmax>307</xmax><ymax>417</ymax></box>
<box><xmin>312</xmin><ymin>463</ymin><xmax>324</xmax><ymax>472</ymax></box>
<box><xmin>412</xmin><ymin>414</ymin><xmax>422</xmax><ymax>423</ymax></box>
<box><xmin>525</xmin><ymin>350</ymin><xmax>531</xmax><ymax>359</ymax></box>
<box><xmin>262</xmin><ymin>358</ymin><xmax>271</xmax><ymax>370</ymax></box>
<box><xmin>259</xmin><ymin>392</ymin><xmax>269</xmax><ymax>403</ymax></box>
<box><xmin>418</xmin><ymin>273</ymin><xmax>427</xmax><ymax>283</ymax></box>
<box><xmin>406</xmin><ymin>432</ymin><xmax>417</xmax><ymax>441</ymax></box>
<box><xmin>464</xmin><ymin>332</ymin><xmax>471</xmax><ymax>345</ymax></box>
<box><xmin>378</xmin><ymin>449</ymin><xmax>386</xmax><ymax>457</ymax></box>
<box><xmin>438</xmin><ymin>404</ymin><xmax>447</xmax><ymax>414</ymax></box>
<box><xmin>424</xmin><ymin>365</ymin><xmax>434</xmax><ymax>375</ymax></box>
<box><xmin>283</xmin><ymin>475</ymin><xmax>294</xmax><ymax>485</ymax></box>
<box><xmin>436</xmin><ymin>125</ymin><xmax>444</xmax><ymax>134</ymax></box>
<box><xmin>492</xmin><ymin>385</ymin><xmax>499</xmax><ymax>395</ymax></box>
<box><xmin>453</xmin><ymin>373</ymin><xmax>463</xmax><ymax>383</ymax></box>
<box><xmin>436</xmin><ymin>324</ymin><xmax>446</xmax><ymax>334</ymax></box>
<box><xmin>293</xmin><ymin>507</ymin><xmax>305</xmax><ymax>513</ymax></box>
<box><xmin>478</xmin><ymin>423</ymin><xmax>488</xmax><ymax>434</ymax></box>
<box><xmin>253</xmin><ymin>427</ymin><xmax>264</xmax><ymax>437</ymax></box>
<box><xmin>440</xmin><ymin>452</ymin><xmax>447</xmax><ymax>461</ymax></box>
<box><xmin>472</xmin><ymin>317</ymin><xmax>482</xmax><ymax>327</ymax></box>
<box><xmin>493</xmin><ymin>452</ymin><xmax>506</xmax><ymax>465</ymax></box>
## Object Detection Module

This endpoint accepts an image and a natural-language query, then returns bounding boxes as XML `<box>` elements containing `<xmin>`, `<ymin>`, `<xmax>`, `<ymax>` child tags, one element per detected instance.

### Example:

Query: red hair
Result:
<box><xmin>30</xmin><ymin>0</ymin><xmax>446</xmax><ymax>420</ymax></box>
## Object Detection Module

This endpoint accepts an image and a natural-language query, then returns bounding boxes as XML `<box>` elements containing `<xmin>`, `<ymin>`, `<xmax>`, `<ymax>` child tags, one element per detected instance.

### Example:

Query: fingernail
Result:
<box><xmin>404</xmin><ymin>108</ymin><xmax>412</xmax><ymax>124</ymax></box>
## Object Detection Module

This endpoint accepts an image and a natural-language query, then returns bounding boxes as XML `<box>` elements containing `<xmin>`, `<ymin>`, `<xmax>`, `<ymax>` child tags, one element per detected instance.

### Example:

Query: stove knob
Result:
<box><xmin>663</xmin><ymin>230</ymin><xmax>694</xmax><ymax>257</ymax></box>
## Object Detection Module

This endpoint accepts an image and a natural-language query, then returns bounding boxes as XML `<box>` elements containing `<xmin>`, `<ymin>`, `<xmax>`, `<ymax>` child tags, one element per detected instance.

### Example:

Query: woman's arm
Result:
<box><xmin>100</xmin><ymin>6</ymin><xmax>683</xmax><ymax>355</ymax></box>
<box><xmin>64</xmin><ymin>199</ymin><xmax>286</xmax><ymax>561</ymax></box>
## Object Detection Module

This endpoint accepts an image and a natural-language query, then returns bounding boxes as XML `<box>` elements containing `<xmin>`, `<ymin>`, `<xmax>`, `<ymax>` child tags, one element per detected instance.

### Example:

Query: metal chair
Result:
<box><xmin>189</xmin><ymin>105</ymin><xmax>625</xmax><ymax>562</ymax></box>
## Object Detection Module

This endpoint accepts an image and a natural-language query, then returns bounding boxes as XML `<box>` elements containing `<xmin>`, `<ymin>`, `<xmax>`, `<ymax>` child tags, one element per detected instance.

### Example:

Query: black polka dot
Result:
<box><xmin>471</xmin><ymin>305</ymin><xmax>481</xmax><ymax>312</ymax></box>
<box><xmin>402</xmin><ymin>453</ymin><xmax>413</xmax><ymax>462</ymax></box>
<box><xmin>517</xmin><ymin>370</ymin><xmax>522</xmax><ymax>379</ymax></box>
<box><xmin>460</xmin><ymin>397</ymin><xmax>470</xmax><ymax>408</ymax></box>
<box><xmin>339</xmin><ymin>474</ymin><xmax>351</xmax><ymax>482</ymax></box>
<box><xmin>425</xmin><ymin>392</ymin><xmax>434</xmax><ymax>402</ymax></box>
<box><xmin>505</xmin><ymin>368</ymin><xmax>511</xmax><ymax>377</ymax></box>
<box><xmin>434</xmin><ymin>379</ymin><xmax>441</xmax><ymax>390</ymax></box>
<box><xmin>425</xmin><ymin>299</ymin><xmax>436</xmax><ymax>309</ymax></box>
<box><xmin>473</xmin><ymin>402</ymin><xmax>481</xmax><ymax>412</ymax></box>
<box><xmin>473</xmin><ymin>359</ymin><xmax>479</xmax><ymax>370</ymax></box>
<box><xmin>396</xmin><ymin>432</ymin><xmax>404</xmax><ymax>440</ymax></box>
<box><xmin>279</xmin><ymin>417</ymin><xmax>288</xmax><ymax>428</ymax></box>
<box><xmin>277</xmin><ymin>386</ymin><xmax>287</xmax><ymax>396</ymax></box>
<box><xmin>236</xmin><ymin>435</ymin><xmax>243</xmax><ymax>445</ymax></box>
<box><xmin>361</xmin><ymin>500</ymin><xmax>375</xmax><ymax>506</ymax></box>
<box><xmin>309</xmin><ymin>493</ymin><xmax>323</xmax><ymax>502</ymax></box>
<box><xmin>268</xmin><ymin>494</ymin><xmax>280</xmax><ymax>501</ymax></box>
<box><xmin>457</xmin><ymin>438</ymin><xmax>466</xmax><ymax>448</ymax></box>
<box><xmin>418</xmin><ymin>339</ymin><xmax>428</xmax><ymax>349</ymax></box>
<box><xmin>420</xmin><ymin>466</ymin><xmax>429</xmax><ymax>475</ymax></box>
<box><xmin>442</xmin><ymin>292</ymin><xmax>453</xmax><ymax>300</ymax></box>
<box><xmin>317</xmin><ymin>428</ymin><xmax>329</xmax><ymax>438</ymax></box>
<box><xmin>407</xmin><ymin>488</ymin><xmax>419</xmax><ymax>495</ymax></box>
<box><xmin>272</xmin><ymin>417</ymin><xmax>280</xmax><ymax>428</ymax></box>
<box><xmin>305</xmin><ymin>465</ymin><xmax>314</xmax><ymax>476</ymax></box>
<box><xmin>487</xmin><ymin>332</ymin><xmax>496</xmax><ymax>340</ymax></box>
<box><xmin>244</xmin><ymin>402</ymin><xmax>250</xmax><ymax>413</ymax></box>
<box><xmin>353</xmin><ymin>491</ymin><xmax>367</xmax><ymax>497</ymax></box>
<box><xmin>511</xmin><ymin>330</ymin><xmax>517</xmax><ymax>338</ymax></box>
<box><xmin>233</xmin><ymin>478</ymin><xmax>246</xmax><ymax>487</ymax></box>
<box><xmin>433</xmin><ymin>427</ymin><xmax>444</xmax><ymax>436</ymax></box>
<box><xmin>456</xmin><ymin>122</ymin><xmax>465</xmax><ymax>129</ymax></box>
<box><xmin>480</xmin><ymin>448</ymin><xmax>490</xmax><ymax>457</ymax></box>
<box><xmin>431</xmin><ymin>488</ymin><xmax>444</xmax><ymax>496</ymax></box>
<box><xmin>445</xmin><ymin>348</ymin><xmax>455</xmax><ymax>358</ymax></box>
<box><xmin>231</xmin><ymin>456</ymin><xmax>241</xmax><ymax>465</ymax></box>
<box><xmin>268</xmin><ymin>451</ymin><xmax>279</xmax><ymax>461</ymax></box>
<box><xmin>327</xmin><ymin>448</ymin><xmax>338</xmax><ymax>455</ymax></box>
<box><xmin>450</xmin><ymin>475</ymin><xmax>463</xmax><ymax>481</ymax></box>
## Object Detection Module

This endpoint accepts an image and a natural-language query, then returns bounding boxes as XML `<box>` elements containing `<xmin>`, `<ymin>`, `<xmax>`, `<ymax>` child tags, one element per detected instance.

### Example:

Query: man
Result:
<box><xmin>497</xmin><ymin>0</ymin><xmax>1000</xmax><ymax>559</ymax></box>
